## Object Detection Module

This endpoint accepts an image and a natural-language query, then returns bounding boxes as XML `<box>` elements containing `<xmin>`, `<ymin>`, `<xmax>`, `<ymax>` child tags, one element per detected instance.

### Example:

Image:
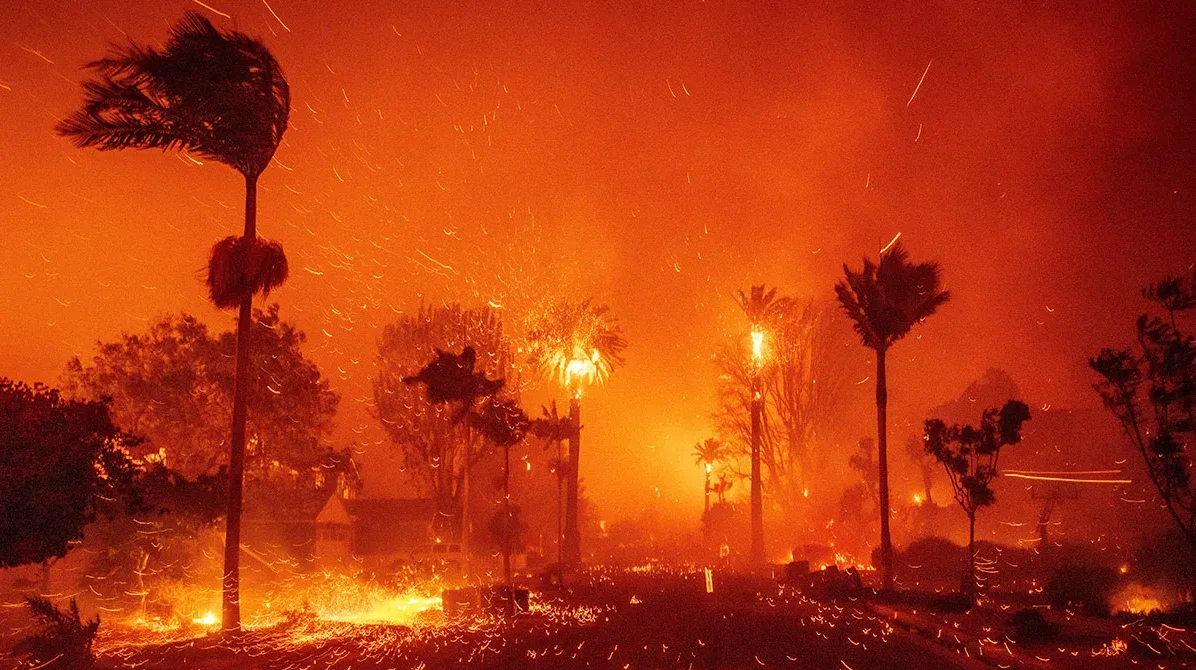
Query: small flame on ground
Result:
<box><xmin>191</xmin><ymin>611</ymin><xmax>218</xmax><ymax>626</ymax></box>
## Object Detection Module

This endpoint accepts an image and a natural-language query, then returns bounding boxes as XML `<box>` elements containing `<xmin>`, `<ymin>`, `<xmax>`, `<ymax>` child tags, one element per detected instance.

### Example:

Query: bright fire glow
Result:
<box><xmin>912</xmin><ymin>493</ymin><xmax>923</xmax><ymax>504</ymax></box>
<box><xmin>191</xmin><ymin>611</ymin><xmax>218</xmax><ymax>627</ymax></box>
<box><xmin>565</xmin><ymin>349</ymin><xmax>601</xmax><ymax>386</ymax></box>
<box><xmin>1113</xmin><ymin>582</ymin><xmax>1170</xmax><ymax>615</ymax></box>
<box><xmin>321</xmin><ymin>595</ymin><xmax>443</xmax><ymax>625</ymax></box>
<box><xmin>750</xmin><ymin>328</ymin><xmax>765</xmax><ymax>362</ymax></box>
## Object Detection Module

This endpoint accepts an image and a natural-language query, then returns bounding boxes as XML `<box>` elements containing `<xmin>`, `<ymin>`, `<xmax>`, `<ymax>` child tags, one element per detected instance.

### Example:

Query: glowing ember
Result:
<box><xmin>321</xmin><ymin>595</ymin><xmax>443</xmax><ymax>625</ymax></box>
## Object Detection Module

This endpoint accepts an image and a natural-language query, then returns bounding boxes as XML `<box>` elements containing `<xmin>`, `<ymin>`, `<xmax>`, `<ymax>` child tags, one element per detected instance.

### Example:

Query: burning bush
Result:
<box><xmin>1131</xmin><ymin>530</ymin><xmax>1196</xmax><ymax>607</ymax></box>
<box><xmin>1112</xmin><ymin>582</ymin><xmax>1170</xmax><ymax>616</ymax></box>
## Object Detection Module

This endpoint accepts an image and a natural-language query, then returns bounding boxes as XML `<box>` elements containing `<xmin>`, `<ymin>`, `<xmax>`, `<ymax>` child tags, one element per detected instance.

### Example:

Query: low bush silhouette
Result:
<box><xmin>16</xmin><ymin>597</ymin><xmax>99</xmax><ymax>669</ymax></box>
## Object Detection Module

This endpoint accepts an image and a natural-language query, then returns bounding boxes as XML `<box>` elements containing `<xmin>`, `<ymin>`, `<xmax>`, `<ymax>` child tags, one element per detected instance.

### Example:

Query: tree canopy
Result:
<box><xmin>0</xmin><ymin>379</ymin><xmax>139</xmax><ymax>568</ymax></box>
<box><xmin>1092</xmin><ymin>271</ymin><xmax>1196</xmax><ymax>551</ymax></box>
<box><xmin>62</xmin><ymin>305</ymin><xmax>350</xmax><ymax>513</ymax></box>
<box><xmin>373</xmin><ymin>304</ymin><xmax>516</xmax><ymax>512</ymax></box>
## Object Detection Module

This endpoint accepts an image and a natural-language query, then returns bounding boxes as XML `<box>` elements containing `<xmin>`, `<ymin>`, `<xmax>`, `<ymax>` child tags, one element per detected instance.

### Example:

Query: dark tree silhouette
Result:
<box><xmin>923</xmin><ymin>400</ymin><xmax>1031</xmax><ymax>601</ymax></box>
<box><xmin>17</xmin><ymin>597</ymin><xmax>100</xmax><ymax>670</ymax></box>
<box><xmin>836</xmin><ymin>241</ymin><xmax>950</xmax><ymax>590</ymax></box>
<box><xmin>0</xmin><ymin>379</ymin><xmax>139</xmax><ymax>569</ymax></box>
<box><xmin>711</xmin><ymin>474</ymin><xmax>734</xmax><ymax>504</ymax></box>
<box><xmin>56</xmin><ymin>12</ymin><xmax>291</xmax><ymax>632</ymax></box>
<box><xmin>403</xmin><ymin>342</ymin><xmax>508</xmax><ymax>566</ymax></box>
<box><xmin>526</xmin><ymin>298</ymin><xmax>626</xmax><ymax>565</ymax></box>
<box><xmin>63</xmin><ymin>307</ymin><xmax>349</xmax><ymax>510</ymax></box>
<box><xmin>404</xmin><ymin>346</ymin><xmax>505</xmax><ymax>410</ymax></box>
<box><xmin>1092</xmin><ymin>272</ymin><xmax>1196</xmax><ymax>552</ymax></box>
<box><xmin>470</xmin><ymin>397</ymin><xmax>530</xmax><ymax>615</ymax></box>
<box><xmin>735</xmin><ymin>285</ymin><xmax>790</xmax><ymax>564</ymax></box>
<box><xmin>530</xmin><ymin>401</ymin><xmax>579</xmax><ymax>572</ymax></box>
<box><xmin>375</xmin><ymin>305</ymin><xmax>514</xmax><ymax>552</ymax></box>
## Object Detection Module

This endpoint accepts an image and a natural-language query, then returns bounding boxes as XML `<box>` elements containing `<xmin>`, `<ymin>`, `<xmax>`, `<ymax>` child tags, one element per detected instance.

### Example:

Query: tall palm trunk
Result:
<box><xmin>556</xmin><ymin>437</ymin><xmax>565</xmax><ymax>586</ymax></box>
<box><xmin>875</xmin><ymin>346</ymin><xmax>893</xmax><ymax>591</ymax></box>
<box><xmin>967</xmin><ymin>513</ymin><xmax>976</xmax><ymax>602</ymax></box>
<box><xmin>462</xmin><ymin>419</ymin><xmax>472</xmax><ymax>576</ymax></box>
<box><xmin>502</xmin><ymin>441</ymin><xmax>513</xmax><ymax>616</ymax></box>
<box><xmin>703</xmin><ymin>471</ymin><xmax>711</xmax><ymax>515</ymax></box>
<box><xmin>563</xmin><ymin>396</ymin><xmax>581</xmax><ymax>565</ymax></box>
<box><xmin>750</xmin><ymin>374</ymin><xmax>764</xmax><ymax>564</ymax></box>
<box><xmin>222</xmin><ymin>174</ymin><xmax>257</xmax><ymax>633</ymax></box>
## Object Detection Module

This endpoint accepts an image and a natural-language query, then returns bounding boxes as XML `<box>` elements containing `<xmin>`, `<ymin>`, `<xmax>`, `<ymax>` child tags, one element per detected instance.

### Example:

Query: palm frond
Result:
<box><xmin>525</xmin><ymin>298</ymin><xmax>627</xmax><ymax>387</ymax></box>
<box><xmin>836</xmin><ymin>242</ymin><xmax>949</xmax><ymax>350</ymax></box>
<box><xmin>57</xmin><ymin>11</ymin><xmax>289</xmax><ymax>178</ymax></box>
<box><xmin>206</xmin><ymin>236</ymin><xmax>289</xmax><ymax>309</ymax></box>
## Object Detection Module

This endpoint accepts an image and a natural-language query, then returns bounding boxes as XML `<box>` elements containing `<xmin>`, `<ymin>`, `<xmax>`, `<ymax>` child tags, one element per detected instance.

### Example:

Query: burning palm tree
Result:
<box><xmin>735</xmin><ymin>285</ymin><xmax>789</xmax><ymax>564</ymax></box>
<box><xmin>692</xmin><ymin>438</ymin><xmax>725</xmax><ymax>514</ymax></box>
<box><xmin>835</xmin><ymin>241</ymin><xmax>950</xmax><ymax>590</ymax></box>
<box><xmin>525</xmin><ymin>299</ymin><xmax>626</xmax><ymax>565</ymax></box>
<box><xmin>56</xmin><ymin>12</ymin><xmax>290</xmax><ymax>632</ymax></box>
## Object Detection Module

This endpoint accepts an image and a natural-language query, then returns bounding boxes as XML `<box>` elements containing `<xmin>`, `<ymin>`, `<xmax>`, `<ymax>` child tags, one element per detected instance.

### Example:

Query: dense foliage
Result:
<box><xmin>1092</xmin><ymin>272</ymin><xmax>1196</xmax><ymax>551</ymax></box>
<box><xmin>0</xmin><ymin>379</ymin><xmax>139</xmax><ymax>568</ymax></box>
<box><xmin>63</xmin><ymin>305</ymin><xmax>351</xmax><ymax>513</ymax></box>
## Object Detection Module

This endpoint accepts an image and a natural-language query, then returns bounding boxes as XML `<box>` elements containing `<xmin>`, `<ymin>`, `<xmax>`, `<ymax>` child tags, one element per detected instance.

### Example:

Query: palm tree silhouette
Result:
<box><xmin>735</xmin><ymin>285</ymin><xmax>789</xmax><ymax>564</ymax></box>
<box><xmin>711</xmin><ymin>474</ymin><xmax>733</xmax><ymax>504</ymax></box>
<box><xmin>404</xmin><ymin>345</ymin><xmax>506</xmax><ymax>568</ymax></box>
<box><xmin>692</xmin><ymin>438</ymin><xmax>725</xmax><ymax>514</ymax></box>
<box><xmin>525</xmin><ymin>299</ymin><xmax>626</xmax><ymax>565</ymax></box>
<box><xmin>835</xmin><ymin>242</ymin><xmax>950</xmax><ymax>590</ymax></box>
<box><xmin>469</xmin><ymin>397</ymin><xmax>529</xmax><ymax>615</ymax></box>
<box><xmin>530</xmin><ymin>401</ymin><xmax>578</xmax><ymax>576</ymax></box>
<box><xmin>56</xmin><ymin>12</ymin><xmax>290</xmax><ymax>632</ymax></box>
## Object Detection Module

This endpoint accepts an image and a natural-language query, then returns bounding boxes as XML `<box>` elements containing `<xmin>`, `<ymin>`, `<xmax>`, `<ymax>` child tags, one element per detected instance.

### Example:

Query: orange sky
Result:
<box><xmin>1</xmin><ymin>0</ymin><xmax>1194</xmax><ymax>521</ymax></box>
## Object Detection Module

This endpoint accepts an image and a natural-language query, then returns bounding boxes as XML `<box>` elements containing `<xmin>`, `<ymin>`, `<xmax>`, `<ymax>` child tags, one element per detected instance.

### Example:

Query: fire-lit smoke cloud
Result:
<box><xmin>1</xmin><ymin>0</ymin><xmax>1193</xmax><ymax>520</ymax></box>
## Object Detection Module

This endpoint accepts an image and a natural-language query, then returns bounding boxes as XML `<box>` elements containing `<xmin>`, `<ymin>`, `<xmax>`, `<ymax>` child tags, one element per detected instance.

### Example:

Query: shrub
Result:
<box><xmin>1009</xmin><ymin>608</ymin><xmax>1057</xmax><ymax>643</ymax></box>
<box><xmin>16</xmin><ymin>597</ymin><xmax>99</xmax><ymax>669</ymax></box>
<box><xmin>1046</xmin><ymin>564</ymin><xmax>1119</xmax><ymax>617</ymax></box>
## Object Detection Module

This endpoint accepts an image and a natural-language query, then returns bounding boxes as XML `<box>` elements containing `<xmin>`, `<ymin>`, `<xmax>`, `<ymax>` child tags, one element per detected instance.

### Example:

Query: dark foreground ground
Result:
<box><xmin>7</xmin><ymin>566</ymin><xmax>1189</xmax><ymax>669</ymax></box>
<box><xmin>83</xmin><ymin>568</ymin><xmax>971</xmax><ymax>669</ymax></box>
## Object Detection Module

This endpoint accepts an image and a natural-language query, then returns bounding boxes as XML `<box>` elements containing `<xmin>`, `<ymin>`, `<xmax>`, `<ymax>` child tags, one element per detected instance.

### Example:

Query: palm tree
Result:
<box><xmin>530</xmin><ymin>401</ymin><xmax>578</xmax><ymax>578</ymax></box>
<box><xmin>404</xmin><ymin>345</ymin><xmax>506</xmax><ymax>568</ymax></box>
<box><xmin>692</xmin><ymin>438</ymin><xmax>725</xmax><ymax>514</ymax></box>
<box><xmin>469</xmin><ymin>397</ymin><xmax>529</xmax><ymax>616</ymax></box>
<box><xmin>525</xmin><ymin>299</ymin><xmax>627</xmax><ymax>565</ymax></box>
<box><xmin>735</xmin><ymin>285</ymin><xmax>790</xmax><ymax>564</ymax></box>
<box><xmin>711</xmin><ymin>474</ymin><xmax>733</xmax><ymax>504</ymax></box>
<box><xmin>835</xmin><ymin>242</ymin><xmax>950</xmax><ymax>590</ymax></box>
<box><xmin>56</xmin><ymin>13</ymin><xmax>290</xmax><ymax>633</ymax></box>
